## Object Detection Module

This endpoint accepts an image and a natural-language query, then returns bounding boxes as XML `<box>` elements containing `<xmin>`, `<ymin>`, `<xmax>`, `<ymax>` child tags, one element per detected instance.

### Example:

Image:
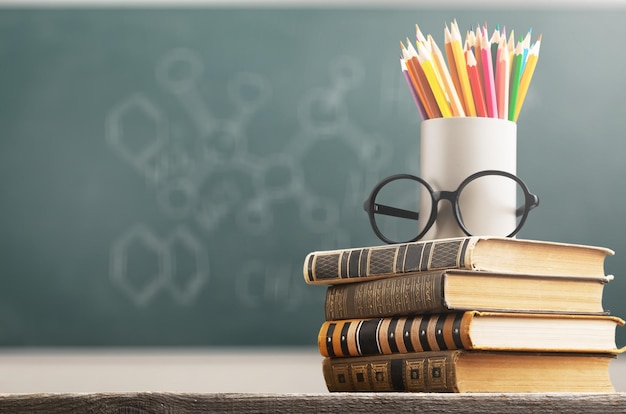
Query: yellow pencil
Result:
<box><xmin>416</xmin><ymin>42</ymin><xmax>453</xmax><ymax>117</ymax></box>
<box><xmin>514</xmin><ymin>34</ymin><xmax>541</xmax><ymax>121</ymax></box>
<box><xmin>428</xmin><ymin>34</ymin><xmax>465</xmax><ymax>117</ymax></box>
<box><xmin>444</xmin><ymin>24</ymin><xmax>466</xmax><ymax>115</ymax></box>
<box><xmin>451</xmin><ymin>19</ymin><xmax>476</xmax><ymax>117</ymax></box>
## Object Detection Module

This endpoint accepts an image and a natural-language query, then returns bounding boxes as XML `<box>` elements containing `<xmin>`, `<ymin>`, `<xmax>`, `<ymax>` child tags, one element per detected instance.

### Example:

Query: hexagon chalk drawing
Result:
<box><xmin>110</xmin><ymin>224</ymin><xmax>209</xmax><ymax>306</ymax></box>
<box><xmin>163</xmin><ymin>226</ymin><xmax>210</xmax><ymax>305</ymax></box>
<box><xmin>105</xmin><ymin>93</ymin><xmax>168</xmax><ymax>184</ymax></box>
<box><xmin>110</xmin><ymin>223</ymin><xmax>169</xmax><ymax>307</ymax></box>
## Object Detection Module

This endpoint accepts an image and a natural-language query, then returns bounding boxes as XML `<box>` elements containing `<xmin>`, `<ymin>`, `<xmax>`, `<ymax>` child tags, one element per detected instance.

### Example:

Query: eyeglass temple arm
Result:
<box><xmin>516</xmin><ymin>194</ymin><xmax>540</xmax><ymax>217</ymax></box>
<box><xmin>372</xmin><ymin>203</ymin><xmax>420</xmax><ymax>221</ymax></box>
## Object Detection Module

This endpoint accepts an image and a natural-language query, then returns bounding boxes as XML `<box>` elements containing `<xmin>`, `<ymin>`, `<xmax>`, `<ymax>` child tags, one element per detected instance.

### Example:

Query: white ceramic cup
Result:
<box><xmin>419</xmin><ymin>117</ymin><xmax>517</xmax><ymax>240</ymax></box>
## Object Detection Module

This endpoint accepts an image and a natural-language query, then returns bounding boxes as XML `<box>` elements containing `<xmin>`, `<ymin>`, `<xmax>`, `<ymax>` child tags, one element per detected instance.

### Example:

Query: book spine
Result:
<box><xmin>304</xmin><ymin>237</ymin><xmax>474</xmax><ymax>285</ymax></box>
<box><xmin>318</xmin><ymin>313</ymin><xmax>473</xmax><ymax>357</ymax></box>
<box><xmin>324</xmin><ymin>271</ymin><xmax>447</xmax><ymax>320</ymax></box>
<box><xmin>322</xmin><ymin>351</ymin><xmax>461</xmax><ymax>392</ymax></box>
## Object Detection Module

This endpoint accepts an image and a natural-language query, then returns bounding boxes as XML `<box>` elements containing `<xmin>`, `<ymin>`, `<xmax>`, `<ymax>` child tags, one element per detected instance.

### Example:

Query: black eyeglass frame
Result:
<box><xmin>363</xmin><ymin>169</ymin><xmax>540</xmax><ymax>244</ymax></box>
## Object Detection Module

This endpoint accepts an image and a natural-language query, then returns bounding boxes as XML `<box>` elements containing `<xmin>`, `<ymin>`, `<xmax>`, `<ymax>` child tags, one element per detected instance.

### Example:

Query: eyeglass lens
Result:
<box><xmin>457</xmin><ymin>174</ymin><xmax>525</xmax><ymax>236</ymax></box>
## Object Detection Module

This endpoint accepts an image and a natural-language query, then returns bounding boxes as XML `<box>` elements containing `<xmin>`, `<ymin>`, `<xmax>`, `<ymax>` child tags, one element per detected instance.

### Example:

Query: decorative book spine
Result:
<box><xmin>304</xmin><ymin>237</ymin><xmax>474</xmax><ymax>284</ymax></box>
<box><xmin>325</xmin><ymin>271</ymin><xmax>446</xmax><ymax>320</ymax></box>
<box><xmin>319</xmin><ymin>313</ymin><xmax>471</xmax><ymax>357</ymax></box>
<box><xmin>322</xmin><ymin>351</ymin><xmax>461</xmax><ymax>392</ymax></box>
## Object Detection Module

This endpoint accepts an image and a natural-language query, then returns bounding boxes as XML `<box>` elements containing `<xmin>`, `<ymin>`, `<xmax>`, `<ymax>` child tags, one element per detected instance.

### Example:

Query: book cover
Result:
<box><xmin>304</xmin><ymin>236</ymin><xmax>613</xmax><ymax>285</ymax></box>
<box><xmin>319</xmin><ymin>311</ymin><xmax>624</xmax><ymax>357</ymax></box>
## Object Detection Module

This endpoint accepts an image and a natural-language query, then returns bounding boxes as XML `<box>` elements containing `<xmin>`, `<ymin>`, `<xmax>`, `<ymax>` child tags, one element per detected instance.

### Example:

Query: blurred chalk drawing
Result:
<box><xmin>106</xmin><ymin>49</ymin><xmax>387</xmax><ymax>307</ymax></box>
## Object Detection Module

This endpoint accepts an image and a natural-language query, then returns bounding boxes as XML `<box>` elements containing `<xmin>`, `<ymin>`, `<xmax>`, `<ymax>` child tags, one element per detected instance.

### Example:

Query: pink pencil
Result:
<box><xmin>480</xmin><ymin>26</ymin><xmax>498</xmax><ymax>118</ymax></box>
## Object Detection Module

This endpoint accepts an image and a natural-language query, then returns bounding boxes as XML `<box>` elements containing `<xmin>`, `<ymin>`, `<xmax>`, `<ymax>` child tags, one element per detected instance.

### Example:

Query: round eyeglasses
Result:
<box><xmin>363</xmin><ymin>169</ymin><xmax>540</xmax><ymax>244</ymax></box>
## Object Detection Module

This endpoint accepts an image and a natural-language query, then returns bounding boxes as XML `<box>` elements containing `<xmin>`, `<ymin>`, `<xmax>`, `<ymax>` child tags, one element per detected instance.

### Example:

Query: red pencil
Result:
<box><xmin>466</xmin><ymin>49</ymin><xmax>488</xmax><ymax>117</ymax></box>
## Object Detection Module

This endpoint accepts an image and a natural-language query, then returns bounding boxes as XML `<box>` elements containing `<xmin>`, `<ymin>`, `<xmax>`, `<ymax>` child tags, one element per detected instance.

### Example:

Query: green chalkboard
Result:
<box><xmin>1</xmin><ymin>8</ymin><xmax>626</xmax><ymax>347</ymax></box>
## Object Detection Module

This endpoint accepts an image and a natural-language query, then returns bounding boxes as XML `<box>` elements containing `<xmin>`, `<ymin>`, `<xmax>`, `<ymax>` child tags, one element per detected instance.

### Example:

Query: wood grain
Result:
<box><xmin>1</xmin><ymin>392</ymin><xmax>626</xmax><ymax>414</ymax></box>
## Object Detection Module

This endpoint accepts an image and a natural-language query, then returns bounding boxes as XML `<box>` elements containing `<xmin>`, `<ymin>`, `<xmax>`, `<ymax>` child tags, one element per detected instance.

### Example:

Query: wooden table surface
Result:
<box><xmin>2</xmin><ymin>392</ymin><xmax>626</xmax><ymax>414</ymax></box>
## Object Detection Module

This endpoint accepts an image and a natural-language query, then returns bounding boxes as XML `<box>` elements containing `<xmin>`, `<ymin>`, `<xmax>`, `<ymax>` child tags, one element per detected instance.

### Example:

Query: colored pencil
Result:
<box><xmin>397</xmin><ymin>20</ymin><xmax>540</xmax><ymax>122</ymax></box>
<box><xmin>416</xmin><ymin>42</ymin><xmax>453</xmax><ymax>117</ymax></box>
<box><xmin>507</xmin><ymin>29</ymin><xmax>516</xmax><ymax>63</ymax></box>
<box><xmin>495</xmin><ymin>36</ymin><xmax>510</xmax><ymax>120</ymax></box>
<box><xmin>402</xmin><ymin>41</ymin><xmax>442</xmax><ymax>118</ymax></box>
<box><xmin>401</xmin><ymin>57</ymin><xmax>427</xmax><ymax>120</ymax></box>
<box><xmin>508</xmin><ymin>41</ymin><xmax>524</xmax><ymax>121</ymax></box>
<box><xmin>490</xmin><ymin>25</ymin><xmax>500</xmax><ymax>72</ymax></box>
<box><xmin>514</xmin><ymin>34</ymin><xmax>541</xmax><ymax>121</ymax></box>
<box><xmin>415</xmin><ymin>24</ymin><xmax>429</xmax><ymax>50</ymax></box>
<box><xmin>444</xmin><ymin>24</ymin><xmax>466</xmax><ymax>115</ymax></box>
<box><xmin>401</xmin><ymin>41</ymin><xmax>433</xmax><ymax>119</ymax></box>
<box><xmin>520</xmin><ymin>28</ymin><xmax>532</xmax><ymax>73</ymax></box>
<box><xmin>450</xmin><ymin>20</ymin><xmax>477</xmax><ymax>117</ymax></box>
<box><xmin>429</xmin><ymin>34</ymin><xmax>465</xmax><ymax>117</ymax></box>
<box><xmin>480</xmin><ymin>26</ymin><xmax>498</xmax><ymax>118</ymax></box>
<box><xmin>473</xmin><ymin>26</ymin><xmax>485</xmax><ymax>96</ymax></box>
<box><xmin>466</xmin><ymin>49</ymin><xmax>488</xmax><ymax>117</ymax></box>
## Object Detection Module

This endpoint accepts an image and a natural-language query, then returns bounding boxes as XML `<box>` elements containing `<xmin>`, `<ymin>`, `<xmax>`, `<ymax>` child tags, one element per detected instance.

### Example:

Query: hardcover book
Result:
<box><xmin>304</xmin><ymin>236</ymin><xmax>613</xmax><ymax>285</ymax></box>
<box><xmin>318</xmin><ymin>311</ymin><xmax>624</xmax><ymax>357</ymax></box>
<box><xmin>322</xmin><ymin>350</ymin><xmax>615</xmax><ymax>393</ymax></box>
<box><xmin>324</xmin><ymin>270</ymin><xmax>610</xmax><ymax>320</ymax></box>
<box><xmin>322</xmin><ymin>350</ymin><xmax>616</xmax><ymax>393</ymax></box>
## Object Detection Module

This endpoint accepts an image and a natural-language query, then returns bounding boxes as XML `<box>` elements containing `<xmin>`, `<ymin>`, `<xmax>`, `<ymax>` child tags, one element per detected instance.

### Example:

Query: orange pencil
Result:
<box><xmin>401</xmin><ymin>57</ymin><xmax>427</xmax><ymax>120</ymax></box>
<box><xmin>429</xmin><ymin>34</ymin><xmax>465</xmax><ymax>117</ymax></box>
<box><xmin>408</xmin><ymin>41</ymin><xmax>442</xmax><ymax>119</ymax></box>
<box><xmin>401</xmin><ymin>41</ymin><xmax>433</xmax><ymax>119</ymax></box>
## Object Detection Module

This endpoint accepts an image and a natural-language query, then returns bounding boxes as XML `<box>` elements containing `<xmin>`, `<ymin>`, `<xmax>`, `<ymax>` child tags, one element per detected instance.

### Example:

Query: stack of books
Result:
<box><xmin>303</xmin><ymin>236</ymin><xmax>624</xmax><ymax>392</ymax></box>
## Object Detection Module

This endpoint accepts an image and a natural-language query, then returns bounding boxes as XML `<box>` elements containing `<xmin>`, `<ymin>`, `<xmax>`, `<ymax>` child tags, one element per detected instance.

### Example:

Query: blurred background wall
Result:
<box><xmin>1</xmin><ymin>1</ymin><xmax>625</xmax><ymax>350</ymax></box>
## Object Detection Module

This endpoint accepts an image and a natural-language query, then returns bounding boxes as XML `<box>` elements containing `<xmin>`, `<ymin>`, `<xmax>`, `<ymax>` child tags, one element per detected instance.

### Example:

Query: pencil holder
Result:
<box><xmin>419</xmin><ymin>117</ymin><xmax>517</xmax><ymax>240</ymax></box>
